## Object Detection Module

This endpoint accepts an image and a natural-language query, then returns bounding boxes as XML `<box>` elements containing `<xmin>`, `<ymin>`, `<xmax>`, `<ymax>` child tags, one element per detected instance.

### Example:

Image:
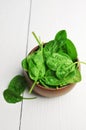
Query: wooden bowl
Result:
<box><xmin>24</xmin><ymin>45</ymin><xmax>79</xmax><ymax>97</ymax></box>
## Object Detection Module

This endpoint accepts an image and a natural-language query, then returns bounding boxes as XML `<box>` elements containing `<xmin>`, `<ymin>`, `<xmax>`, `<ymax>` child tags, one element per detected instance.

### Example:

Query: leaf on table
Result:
<box><xmin>8</xmin><ymin>75</ymin><xmax>27</xmax><ymax>95</ymax></box>
<box><xmin>3</xmin><ymin>89</ymin><xmax>23</xmax><ymax>103</ymax></box>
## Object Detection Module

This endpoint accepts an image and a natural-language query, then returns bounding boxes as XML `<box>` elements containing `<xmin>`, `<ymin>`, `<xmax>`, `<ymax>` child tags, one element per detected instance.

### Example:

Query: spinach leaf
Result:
<box><xmin>22</xmin><ymin>58</ymin><xmax>28</xmax><ymax>71</ymax></box>
<box><xmin>65</xmin><ymin>39</ymin><xmax>77</xmax><ymax>61</ymax></box>
<box><xmin>8</xmin><ymin>75</ymin><xmax>27</xmax><ymax>95</ymax></box>
<box><xmin>39</xmin><ymin>79</ymin><xmax>49</xmax><ymax>88</ymax></box>
<box><xmin>58</xmin><ymin>68</ymin><xmax>81</xmax><ymax>87</ymax></box>
<box><xmin>40</xmin><ymin>69</ymin><xmax>59</xmax><ymax>87</ymax></box>
<box><xmin>3</xmin><ymin>89</ymin><xmax>36</xmax><ymax>104</ymax></box>
<box><xmin>28</xmin><ymin>49</ymin><xmax>45</xmax><ymax>81</ymax></box>
<box><xmin>54</xmin><ymin>30</ymin><xmax>67</xmax><ymax>49</ymax></box>
<box><xmin>55</xmin><ymin>30</ymin><xmax>67</xmax><ymax>42</ymax></box>
<box><xmin>68</xmin><ymin>68</ymin><xmax>81</xmax><ymax>83</ymax></box>
<box><xmin>43</xmin><ymin>30</ymin><xmax>67</xmax><ymax>59</ymax></box>
<box><xmin>43</xmin><ymin>40</ymin><xmax>58</xmax><ymax>59</ymax></box>
<box><xmin>54</xmin><ymin>30</ymin><xmax>77</xmax><ymax>61</ymax></box>
<box><xmin>41</xmin><ymin>76</ymin><xmax>59</xmax><ymax>87</ymax></box>
<box><xmin>3</xmin><ymin>89</ymin><xmax>23</xmax><ymax>103</ymax></box>
<box><xmin>58</xmin><ymin>52</ymin><xmax>72</xmax><ymax>61</ymax></box>
<box><xmin>56</xmin><ymin>62</ymin><xmax>75</xmax><ymax>79</ymax></box>
<box><xmin>46</xmin><ymin>53</ymin><xmax>73</xmax><ymax>71</ymax></box>
<box><xmin>45</xmin><ymin>69</ymin><xmax>55</xmax><ymax>77</ymax></box>
<box><xmin>3</xmin><ymin>75</ymin><xmax>36</xmax><ymax>103</ymax></box>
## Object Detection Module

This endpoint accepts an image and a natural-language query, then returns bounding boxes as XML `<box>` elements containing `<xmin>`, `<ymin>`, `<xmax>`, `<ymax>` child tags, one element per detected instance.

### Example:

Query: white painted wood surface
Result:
<box><xmin>0</xmin><ymin>0</ymin><xmax>30</xmax><ymax>130</ymax></box>
<box><xmin>0</xmin><ymin>0</ymin><xmax>86</xmax><ymax>130</ymax></box>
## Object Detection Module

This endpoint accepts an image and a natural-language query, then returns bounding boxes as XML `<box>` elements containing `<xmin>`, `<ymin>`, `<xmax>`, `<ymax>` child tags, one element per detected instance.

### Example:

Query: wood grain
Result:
<box><xmin>0</xmin><ymin>0</ymin><xmax>86</xmax><ymax>130</ymax></box>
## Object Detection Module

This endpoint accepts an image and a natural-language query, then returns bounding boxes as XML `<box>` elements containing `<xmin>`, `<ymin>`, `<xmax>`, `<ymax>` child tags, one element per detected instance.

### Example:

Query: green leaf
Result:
<box><xmin>28</xmin><ymin>50</ymin><xmax>45</xmax><ymax>81</ymax></box>
<box><xmin>58</xmin><ymin>52</ymin><xmax>72</xmax><ymax>60</ymax></box>
<box><xmin>8</xmin><ymin>75</ymin><xmax>27</xmax><ymax>95</ymax></box>
<box><xmin>42</xmin><ymin>76</ymin><xmax>59</xmax><ymax>87</ymax></box>
<box><xmin>39</xmin><ymin>79</ymin><xmax>49</xmax><ymax>88</ymax></box>
<box><xmin>22</xmin><ymin>58</ymin><xmax>28</xmax><ymax>71</ymax></box>
<box><xmin>59</xmin><ymin>68</ymin><xmax>81</xmax><ymax>87</ymax></box>
<box><xmin>3</xmin><ymin>89</ymin><xmax>23</xmax><ymax>103</ymax></box>
<box><xmin>55</xmin><ymin>30</ymin><xmax>67</xmax><ymax>42</ymax></box>
<box><xmin>3</xmin><ymin>89</ymin><xmax>36</xmax><ymax>103</ymax></box>
<box><xmin>68</xmin><ymin>68</ymin><xmax>81</xmax><ymax>83</ymax></box>
<box><xmin>65</xmin><ymin>39</ymin><xmax>78</xmax><ymax>61</ymax></box>
<box><xmin>56</xmin><ymin>62</ymin><xmax>75</xmax><ymax>79</ymax></box>
<box><xmin>40</xmin><ymin>69</ymin><xmax>59</xmax><ymax>87</ymax></box>
<box><xmin>46</xmin><ymin>53</ymin><xmax>73</xmax><ymax>71</ymax></box>
<box><xmin>45</xmin><ymin>69</ymin><xmax>55</xmax><ymax>77</ymax></box>
<box><xmin>43</xmin><ymin>40</ymin><xmax>58</xmax><ymax>59</ymax></box>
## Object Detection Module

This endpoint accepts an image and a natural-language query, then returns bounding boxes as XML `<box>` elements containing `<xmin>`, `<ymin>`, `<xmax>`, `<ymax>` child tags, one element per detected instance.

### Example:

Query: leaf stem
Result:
<box><xmin>75</xmin><ymin>61</ymin><xmax>86</xmax><ymax>65</ymax></box>
<box><xmin>23</xmin><ymin>97</ymin><xmax>37</xmax><ymax>100</ymax></box>
<box><xmin>29</xmin><ymin>81</ymin><xmax>37</xmax><ymax>94</ymax></box>
<box><xmin>32</xmin><ymin>32</ymin><xmax>42</xmax><ymax>47</ymax></box>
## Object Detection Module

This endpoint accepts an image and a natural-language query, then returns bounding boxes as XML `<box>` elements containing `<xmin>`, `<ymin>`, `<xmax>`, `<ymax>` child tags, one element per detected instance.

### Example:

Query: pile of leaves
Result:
<box><xmin>22</xmin><ymin>30</ymin><xmax>81</xmax><ymax>93</ymax></box>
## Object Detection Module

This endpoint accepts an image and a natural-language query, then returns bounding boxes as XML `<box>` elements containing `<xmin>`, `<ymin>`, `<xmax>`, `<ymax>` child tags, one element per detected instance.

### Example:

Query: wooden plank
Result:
<box><xmin>0</xmin><ymin>0</ymin><xmax>30</xmax><ymax>130</ymax></box>
<box><xmin>21</xmin><ymin>0</ymin><xmax>86</xmax><ymax>130</ymax></box>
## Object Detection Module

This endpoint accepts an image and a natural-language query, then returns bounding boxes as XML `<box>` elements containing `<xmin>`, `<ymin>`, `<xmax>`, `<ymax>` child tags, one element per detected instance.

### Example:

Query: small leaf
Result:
<box><xmin>65</xmin><ymin>39</ymin><xmax>78</xmax><ymax>61</ymax></box>
<box><xmin>8</xmin><ymin>75</ymin><xmax>27</xmax><ymax>95</ymax></box>
<box><xmin>55</xmin><ymin>30</ymin><xmax>67</xmax><ymax>42</ymax></box>
<box><xmin>54</xmin><ymin>30</ymin><xmax>67</xmax><ymax>54</ymax></box>
<box><xmin>3</xmin><ymin>89</ymin><xmax>23</xmax><ymax>103</ymax></box>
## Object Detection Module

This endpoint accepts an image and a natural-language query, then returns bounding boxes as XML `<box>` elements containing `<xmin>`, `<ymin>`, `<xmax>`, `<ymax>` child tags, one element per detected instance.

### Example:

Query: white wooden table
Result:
<box><xmin>0</xmin><ymin>0</ymin><xmax>86</xmax><ymax>130</ymax></box>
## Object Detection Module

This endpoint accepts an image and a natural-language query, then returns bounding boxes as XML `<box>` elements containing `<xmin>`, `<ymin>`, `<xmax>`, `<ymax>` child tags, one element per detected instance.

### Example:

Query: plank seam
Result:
<box><xmin>19</xmin><ymin>0</ymin><xmax>32</xmax><ymax>130</ymax></box>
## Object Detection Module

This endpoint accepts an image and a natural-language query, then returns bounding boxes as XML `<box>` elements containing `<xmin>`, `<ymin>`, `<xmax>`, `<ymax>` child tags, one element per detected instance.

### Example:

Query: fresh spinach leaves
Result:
<box><xmin>3</xmin><ymin>30</ymin><xmax>83</xmax><ymax>104</ymax></box>
<box><xmin>22</xmin><ymin>30</ymin><xmax>82</xmax><ymax>91</ymax></box>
